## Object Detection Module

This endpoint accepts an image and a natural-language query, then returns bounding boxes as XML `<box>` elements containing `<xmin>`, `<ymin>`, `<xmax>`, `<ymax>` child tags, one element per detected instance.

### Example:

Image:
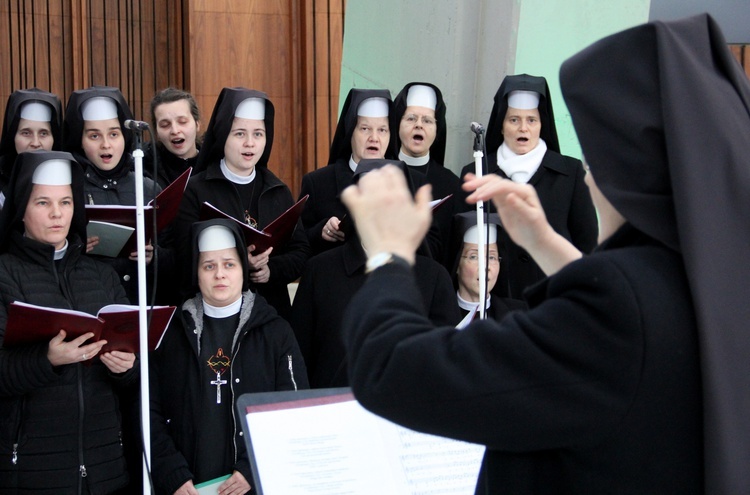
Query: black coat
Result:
<box><xmin>407</xmin><ymin>159</ymin><xmax>464</xmax><ymax>266</ymax></box>
<box><xmin>343</xmin><ymin>224</ymin><xmax>703</xmax><ymax>494</ymax></box>
<box><xmin>150</xmin><ymin>290</ymin><xmax>308</xmax><ymax>494</ymax></box>
<box><xmin>81</xmin><ymin>161</ymin><xmax>167</xmax><ymax>305</ymax></box>
<box><xmin>291</xmin><ymin>240</ymin><xmax>460</xmax><ymax>388</ymax></box>
<box><xmin>460</xmin><ymin>150</ymin><xmax>597</xmax><ymax>298</ymax></box>
<box><xmin>299</xmin><ymin>158</ymin><xmax>443</xmax><ymax>258</ymax></box>
<box><xmin>0</xmin><ymin>232</ymin><xmax>135</xmax><ymax>494</ymax></box>
<box><xmin>176</xmin><ymin>163</ymin><xmax>310</xmax><ymax>320</ymax></box>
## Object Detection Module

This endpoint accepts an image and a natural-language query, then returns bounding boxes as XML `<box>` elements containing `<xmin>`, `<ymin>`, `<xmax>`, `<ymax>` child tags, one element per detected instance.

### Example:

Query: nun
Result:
<box><xmin>175</xmin><ymin>87</ymin><xmax>310</xmax><ymax>320</ymax></box>
<box><xmin>449</xmin><ymin>212</ymin><xmax>526</xmax><ymax>323</ymax></box>
<box><xmin>298</xmin><ymin>88</ymin><xmax>396</xmax><ymax>255</ymax></box>
<box><xmin>150</xmin><ymin>218</ymin><xmax>308</xmax><ymax>495</ymax></box>
<box><xmin>299</xmin><ymin>89</ymin><xmax>441</xmax><ymax>257</ymax></box>
<box><xmin>0</xmin><ymin>88</ymin><xmax>63</xmax><ymax>207</ymax></box>
<box><xmin>63</xmin><ymin>86</ymin><xmax>163</xmax><ymax>304</ymax></box>
<box><xmin>291</xmin><ymin>159</ymin><xmax>459</xmax><ymax>388</ymax></box>
<box><xmin>392</xmin><ymin>82</ymin><xmax>462</xmax><ymax>264</ymax></box>
<box><xmin>460</xmin><ymin>74</ymin><xmax>598</xmax><ymax>299</ymax></box>
<box><xmin>338</xmin><ymin>13</ymin><xmax>748</xmax><ymax>493</ymax></box>
<box><xmin>0</xmin><ymin>151</ymin><xmax>136</xmax><ymax>493</ymax></box>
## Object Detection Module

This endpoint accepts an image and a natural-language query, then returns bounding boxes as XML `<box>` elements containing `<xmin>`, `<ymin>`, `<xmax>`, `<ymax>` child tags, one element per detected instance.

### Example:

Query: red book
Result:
<box><xmin>85</xmin><ymin>167</ymin><xmax>192</xmax><ymax>257</ymax></box>
<box><xmin>199</xmin><ymin>195</ymin><xmax>308</xmax><ymax>255</ymax></box>
<box><xmin>3</xmin><ymin>301</ymin><xmax>176</xmax><ymax>355</ymax></box>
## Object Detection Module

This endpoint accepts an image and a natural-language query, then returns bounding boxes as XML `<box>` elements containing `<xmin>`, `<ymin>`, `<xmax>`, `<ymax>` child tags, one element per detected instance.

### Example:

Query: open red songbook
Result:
<box><xmin>199</xmin><ymin>195</ymin><xmax>309</xmax><ymax>255</ymax></box>
<box><xmin>2</xmin><ymin>301</ymin><xmax>176</xmax><ymax>355</ymax></box>
<box><xmin>85</xmin><ymin>167</ymin><xmax>192</xmax><ymax>257</ymax></box>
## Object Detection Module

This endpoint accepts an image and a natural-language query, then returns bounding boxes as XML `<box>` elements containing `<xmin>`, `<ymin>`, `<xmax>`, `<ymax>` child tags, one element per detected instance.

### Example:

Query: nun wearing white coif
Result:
<box><xmin>0</xmin><ymin>89</ymin><xmax>63</xmax><ymax>208</ymax></box>
<box><xmin>150</xmin><ymin>218</ymin><xmax>307</xmax><ymax>495</ymax></box>
<box><xmin>175</xmin><ymin>88</ymin><xmax>310</xmax><ymax>320</ymax></box>
<box><xmin>460</xmin><ymin>75</ymin><xmax>598</xmax><ymax>299</ymax></box>
<box><xmin>0</xmin><ymin>150</ymin><xmax>136</xmax><ymax>493</ymax></box>
<box><xmin>392</xmin><ymin>82</ymin><xmax>462</xmax><ymax>265</ymax></box>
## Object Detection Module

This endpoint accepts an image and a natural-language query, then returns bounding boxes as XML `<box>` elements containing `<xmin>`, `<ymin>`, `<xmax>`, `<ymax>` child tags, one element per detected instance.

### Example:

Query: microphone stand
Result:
<box><xmin>131</xmin><ymin>127</ymin><xmax>153</xmax><ymax>493</ymax></box>
<box><xmin>472</xmin><ymin>127</ymin><xmax>488</xmax><ymax>320</ymax></box>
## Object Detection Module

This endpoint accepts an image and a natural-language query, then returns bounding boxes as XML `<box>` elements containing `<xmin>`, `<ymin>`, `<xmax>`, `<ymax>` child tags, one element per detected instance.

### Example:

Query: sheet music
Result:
<box><xmin>244</xmin><ymin>398</ymin><xmax>484</xmax><ymax>494</ymax></box>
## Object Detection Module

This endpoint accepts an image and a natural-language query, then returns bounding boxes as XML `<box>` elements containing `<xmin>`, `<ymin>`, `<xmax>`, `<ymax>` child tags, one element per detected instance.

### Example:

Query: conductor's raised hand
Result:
<box><xmin>341</xmin><ymin>165</ymin><xmax>432</xmax><ymax>265</ymax></box>
<box><xmin>463</xmin><ymin>173</ymin><xmax>583</xmax><ymax>276</ymax></box>
<box><xmin>47</xmin><ymin>330</ymin><xmax>106</xmax><ymax>366</ymax></box>
<box><xmin>463</xmin><ymin>173</ymin><xmax>554</xmax><ymax>251</ymax></box>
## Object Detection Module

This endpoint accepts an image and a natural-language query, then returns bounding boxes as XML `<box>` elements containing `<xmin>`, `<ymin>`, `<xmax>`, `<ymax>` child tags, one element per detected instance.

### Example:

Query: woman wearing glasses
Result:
<box><xmin>450</xmin><ymin>212</ymin><xmax>526</xmax><ymax>323</ymax></box>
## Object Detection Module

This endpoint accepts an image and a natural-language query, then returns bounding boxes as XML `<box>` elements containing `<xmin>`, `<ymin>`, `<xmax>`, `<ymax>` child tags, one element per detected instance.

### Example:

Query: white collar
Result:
<box><xmin>203</xmin><ymin>296</ymin><xmax>242</xmax><ymax>318</ymax></box>
<box><xmin>220</xmin><ymin>159</ymin><xmax>256</xmax><ymax>184</ymax></box>
<box><xmin>399</xmin><ymin>150</ymin><xmax>430</xmax><ymax>166</ymax></box>
<box><xmin>496</xmin><ymin>139</ymin><xmax>547</xmax><ymax>183</ymax></box>
<box><xmin>54</xmin><ymin>240</ymin><xmax>69</xmax><ymax>261</ymax></box>
<box><xmin>456</xmin><ymin>291</ymin><xmax>491</xmax><ymax>311</ymax></box>
<box><xmin>349</xmin><ymin>156</ymin><xmax>359</xmax><ymax>173</ymax></box>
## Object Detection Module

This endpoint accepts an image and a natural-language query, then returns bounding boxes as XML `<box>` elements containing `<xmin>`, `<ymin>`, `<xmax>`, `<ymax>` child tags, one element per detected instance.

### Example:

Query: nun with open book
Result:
<box><xmin>0</xmin><ymin>150</ymin><xmax>137</xmax><ymax>493</ymax></box>
<box><xmin>63</xmin><ymin>86</ymin><xmax>166</xmax><ymax>305</ymax></box>
<box><xmin>175</xmin><ymin>88</ymin><xmax>309</xmax><ymax>321</ymax></box>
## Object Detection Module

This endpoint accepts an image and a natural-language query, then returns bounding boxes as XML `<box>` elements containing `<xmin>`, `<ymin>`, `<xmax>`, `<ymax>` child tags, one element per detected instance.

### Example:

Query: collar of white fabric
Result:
<box><xmin>496</xmin><ymin>139</ymin><xmax>547</xmax><ymax>184</ymax></box>
<box><xmin>203</xmin><ymin>296</ymin><xmax>242</xmax><ymax>318</ymax></box>
<box><xmin>348</xmin><ymin>156</ymin><xmax>359</xmax><ymax>172</ymax></box>
<box><xmin>54</xmin><ymin>240</ymin><xmax>69</xmax><ymax>261</ymax></box>
<box><xmin>456</xmin><ymin>291</ymin><xmax>491</xmax><ymax>311</ymax></box>
<box><xmin>399</xmin><ymin>149</ymin><xmax>430</xmax><ymax>166</ymax></box>
<box><xmin>220</xmin><ymin>158</ymin><xmax>256</xmax><ymax>184</ymax></box>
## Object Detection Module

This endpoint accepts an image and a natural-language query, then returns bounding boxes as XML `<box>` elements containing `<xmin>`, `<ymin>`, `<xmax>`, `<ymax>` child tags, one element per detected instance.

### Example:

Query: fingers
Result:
<box><xmin>323</xmin><ymin>216</ymin><xmax>345</xmax><ymax>242</ymax></box>
<box><xmin>100</xmin><ymin>351</ymin><xmax>136</xmax><ymax>374</ymax></box>
<box><xmin>47</xmin><ymin>332</ymin><xmax>105</xmax><ymax>366</ymax></box>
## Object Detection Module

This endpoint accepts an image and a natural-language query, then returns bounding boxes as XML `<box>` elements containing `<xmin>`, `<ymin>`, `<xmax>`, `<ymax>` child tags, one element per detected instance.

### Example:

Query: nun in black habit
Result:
<box><xmin>460</xmin><ymin>74</ymin><xmax>598</xmax><ymax>299</ymax></box>
<box><xmin>448</xmin><ymin>212</ymin><xmax>526</xmax><ymax>324</ymax></box>
<box><xmin>392</xmin><ymin>82</ymin><xmax>463</xmax><ymax>265</ymax></box>
<box><xmin>63</xmin><ymin>86</ymin><xmax>165</xmax><ymax>305</ymax></box>
<box><xmin>150</xmin><ymin>218</ymin><xmax>307</xmax><ymax>495</ymax></box>
<box><xmin>299</xmin><ymin>88</ymin><xmax>442</xmax><ymax>258</ymax></box>
<box><xmin>290</xmin><ymin>159</ymin><xmax>460</xmax><ymax>388</ymax></box>
<box><xmin>0</xmin><ymin>151</ymin><xmax>136</xmax><ymax>493</ymax></box>
<box><xmin>298</xmin><ymin>88</ymin><xmax>396</xmax><ymax>255</ymax></box>
<box><xmin>338</xmin><ymin>13</ymin><xmax>748</xmax><ymax>494</ymax></box>
<box><xmin>0</xmin><ymin>88</ymin><xmax>63</xmax><ymax>206</ymax></box>
<box><xmin>175</xmin><ymin>87</ymin><xmax>310</xmax><ymax>321</ymax></box>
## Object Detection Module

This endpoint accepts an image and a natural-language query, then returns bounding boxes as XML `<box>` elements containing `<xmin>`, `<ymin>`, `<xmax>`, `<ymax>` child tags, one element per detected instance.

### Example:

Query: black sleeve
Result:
<box><xmin>343</xmin><ymin>257</ymin><xmax>644</xmax><ymax>450</ymax></box>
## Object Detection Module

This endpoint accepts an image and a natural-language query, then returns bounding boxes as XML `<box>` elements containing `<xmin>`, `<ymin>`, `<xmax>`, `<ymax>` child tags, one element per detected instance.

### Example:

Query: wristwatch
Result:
<box><xmin>365</xmin><ymin>252</ymin><xmax>411</xmax><ymax>274</ymax></box>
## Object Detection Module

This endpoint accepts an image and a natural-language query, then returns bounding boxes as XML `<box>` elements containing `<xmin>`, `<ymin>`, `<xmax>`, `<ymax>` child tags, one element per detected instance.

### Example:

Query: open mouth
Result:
<box><xmin>171</xmin><ymin>138</ymin><xmax>185</xmax><ymax>146</ymax></box>
<box><xmin>242</xmin><ymin>152</ymin><xmax>255</xmax><ymax>159</ymax></box>
<box><xmin>517</xmin><ymin>137</ymin><xmax>529</xmax><ymax>143</ymax></box>
<box><xmin>100</xmin><ymin>153</ymin><xmax>113</xmax><ymax>161</ymax></box>
<box><xmin>366</xmin><ymin>146</ymin><xmax>379</xmax><ymax>153</ymax></box>
<box><xmin>413</xmin><ymin>133</ymin><xmax>424</xmax><ymax>142</ymax></box>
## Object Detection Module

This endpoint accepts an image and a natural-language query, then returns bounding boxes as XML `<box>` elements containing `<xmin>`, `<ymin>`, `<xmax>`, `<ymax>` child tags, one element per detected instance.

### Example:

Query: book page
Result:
<box><xmin>87</xmin><ymin>221</ymin><xmax>135</xmax><ymax>257</ymax></box>
<box><xmin>244</xmin><ymin>397</ymin><xmax>484</xmax><ymax>494</ymax></box>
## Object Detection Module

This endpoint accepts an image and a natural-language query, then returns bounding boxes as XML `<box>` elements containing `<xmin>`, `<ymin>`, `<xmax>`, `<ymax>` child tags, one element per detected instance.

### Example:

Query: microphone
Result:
<box><xmin>470</xmin><ymin>122</ymin><xmax>485</xmax><ymax>134</ymax></box>
<box><xmin>124</xmin><ymin>119</ymin><xmax>150</xmax><ymax>131</ymax></box>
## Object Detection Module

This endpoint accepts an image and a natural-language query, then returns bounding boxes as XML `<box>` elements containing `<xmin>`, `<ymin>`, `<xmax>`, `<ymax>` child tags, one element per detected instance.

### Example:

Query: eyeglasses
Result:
<box><xmin>402</xmin><ymin>114</ymin><xmax>436</xmax><ymax>126</ymax></box>
<box><xmin>461</xmin><ymin>254</ymin><xmax>501</xmax><ymax>264</ymax></box>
